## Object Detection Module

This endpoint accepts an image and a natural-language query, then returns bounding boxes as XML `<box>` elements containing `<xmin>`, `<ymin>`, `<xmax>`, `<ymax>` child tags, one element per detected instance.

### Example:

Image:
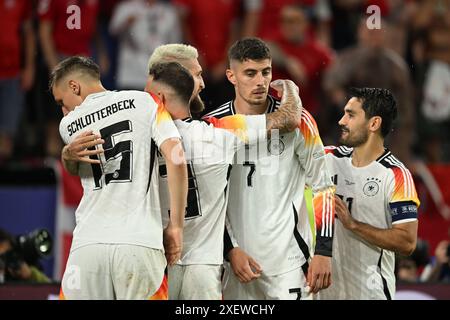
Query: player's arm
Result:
<box><xmin>203</xmin><ymin>79</ymin><xmax>302</xmax><ymax>143</ymax></box>
<box><xmin>224</xmin><ymin>216</ymin><xmax>262</xmax><ymax>283</ymax></box>
<box><xmin>159</xmin><ymin>138</ymin><xmax>188</xmax><ymax>266</ymax></box>
<box><xmin>265</xmin><ymin>79</ymin><xmax>302</xmax><ymax>134</ymax></box>
<box><xmin>298</xmin><ymin>111</ymin><xmax>335</xmax><ymax>294</ymax></box>
<box><xmin>152</xmin><ymin>99</ymin><xmax>188</xmax><ymax>265</ymax></box>
<box><xmin>336</xmin><ymin>167</ymin><xmax>420</xmax><ymax>256</ymax></box>
<box><xmin>335</xmin><ymin>199</ymin><xmax>418</xmax><ymax>256</ymax></box>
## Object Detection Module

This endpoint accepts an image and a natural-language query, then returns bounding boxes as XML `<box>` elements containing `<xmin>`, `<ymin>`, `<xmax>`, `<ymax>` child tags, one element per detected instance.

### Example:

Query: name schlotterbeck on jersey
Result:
<box><xmin>67</xmin><ymin>98</ymin><xmax>136</xmax><ymax>137</ymax></box>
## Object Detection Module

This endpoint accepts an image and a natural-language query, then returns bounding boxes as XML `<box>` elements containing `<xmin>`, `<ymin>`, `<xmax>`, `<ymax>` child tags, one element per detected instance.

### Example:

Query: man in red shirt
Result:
<box><xmin>173</xmin><ymin>0</ymin><xmax>240</xmax><ymax>113</ymax></box>
<box><xmin>38</xmin><ymin>0</ymin><xmax>107</xmax><ymax>157</ymax></box>
<box><xmin>267</xmin><ymin>4</ymin><xmax>334</xmax><ymax>117</ymax></box>
<box><xmin>0</xmin><ymin>0</ymin><xmax>35</xmax><ymax>161</ymax></box>
<box><xmin>38</xmin><ymin>0</ymin><xmax>100</xmax><ymax>69</ymax></box>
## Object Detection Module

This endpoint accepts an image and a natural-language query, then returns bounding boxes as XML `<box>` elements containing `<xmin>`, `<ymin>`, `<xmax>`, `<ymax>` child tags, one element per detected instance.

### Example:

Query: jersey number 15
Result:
<box><xmin>89</xmin><ymin>120</ymin><xmax>133</xmax><ymax>190</ymax></box>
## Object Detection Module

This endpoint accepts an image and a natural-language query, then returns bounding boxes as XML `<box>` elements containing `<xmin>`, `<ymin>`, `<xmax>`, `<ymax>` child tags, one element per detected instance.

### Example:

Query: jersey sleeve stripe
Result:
<box><xmin>388</xmin><ymin>156</ymin><xmax>412</xmax><ymax>197</ymax></box>
<box><xmin>385</xmin><ymin>156</ymin><xmax>420</xmax><ymax>206</ymax></box>
<box><xmin>394</xmin><ymin>158</ymin><xmax>416</xmax><ymax>199</ymax></box>
<box><xmin>338</xmin><ymin>146</ymin><xmax>352</xmax><ymax>154</ymax></box>
<box><xmin>377</xmin><ymin>150</ymin><xmax>391</xmax><ymax>163</ymax></box>
<box><xmin>385</xmin><ymin>157</ymin><xmax>410</xmax><ymax>198</ymax></box>
<box><xmin>387</xmin><ymin>156</ymin><xmax>416</xmax><ymax>199</ymax></box>
<box><xmin>205</xmin><ymin>107</ymin><xmax>232</xmax><ymax>118</ymax></box>
<box><xmin>321</xmin><ymin>192</ymin><xmax>326</xmax><ymax>237</ymax></box>
<box><xmin>202</xmin><ymin>102</ymin><xmax>232</xmax><ymax>119</ymax></box>
<box><xmin>327</xmin><ymin>191</ymin><xmax>333</xmax><ymax>237</ymax></box>
<box><xmin>314</xmin><ymin>187</ymin><xmax>335</xmax><ymax>238</ymax></box>
<box><xmin>301</xmin><ymin>110</ymin><xmax>319</xmax><ymax>136</ymax></box>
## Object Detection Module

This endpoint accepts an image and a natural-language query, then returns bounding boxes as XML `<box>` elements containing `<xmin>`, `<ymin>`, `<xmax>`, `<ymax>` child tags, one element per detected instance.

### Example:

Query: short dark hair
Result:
<box><xmin>349</xmin><ymin>87</ymin><xmax>397</xmax><ymax>137</ymax></box>
<box><xmin>148</xmin><ymin>62</ymin><xmax>194</xmax><ymax>105</ymax></box>
<box><xmin>228</xmin><ymin>37</ymin><xmax>271</xmax><ymax>63</ymax></box>
<box><xmin>49</xmin><ymin>56</ymin><xmax>100</xmax><ymax>90</ymax></box>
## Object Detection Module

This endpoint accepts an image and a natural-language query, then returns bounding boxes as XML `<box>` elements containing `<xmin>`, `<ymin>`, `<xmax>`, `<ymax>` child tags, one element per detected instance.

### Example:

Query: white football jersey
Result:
<box><xmin>203</xmin><ymin>97</ymin><xmax>335</xmax><ymax>276</ymax></box>
<box><xmin>320</xmin><ymin>146</ymin><xmax>420</xmax><ymax>300</ymax></box>
<box><xmin>59</xmin><ymin>90</ymin><xmax>180</xmax><ymax>252</ymax></box>
<box><xmin>158</xmin><ymin>115</ymin><xmax>267</xmax><ymax>265</ymax></box>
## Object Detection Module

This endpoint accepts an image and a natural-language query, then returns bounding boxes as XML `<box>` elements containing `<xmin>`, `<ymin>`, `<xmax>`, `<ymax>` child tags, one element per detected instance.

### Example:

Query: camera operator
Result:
<box><xmin>0</xmin><ymin>228</ymin><xmax>51</xmax><ymax>283</ymax></box>
<box><xmin>421</xmin><ymin>240</ymin><xmax>450</xmax><ymax>283</ymax></box>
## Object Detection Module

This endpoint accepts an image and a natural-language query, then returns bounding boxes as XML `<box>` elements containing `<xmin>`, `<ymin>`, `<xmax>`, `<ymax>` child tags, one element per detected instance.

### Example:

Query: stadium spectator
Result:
<box><xmin>173</xmin><ymin>0</ymin><xmax>242</xmax><ymax>112</ymax></box>
<box><xmin>204</xmin><ymin>38</ymin><xmax>335</xmax><ymax>300</ymax></box>
<box><xmin>267</xmin><ymin>3</ymin><xmax>334</xmax><ymax>118</ymax></box>
<box><xmin>421</xmin><ymin>240</ymin><xmax>450</xmax><ymax>283</ymax></box>
<box><xmin>408</xmin><ymin>0</ymin><xmax>450</xmax><ymax>163</ymax></box>
<box><xmin>252</xmin><ymin>0</ymin><xmax>332</xmax><ymax>46</ymax></box>
<box><xmin>0</xmin><ymin>0</ymin><xmax>35</xmax><ymax>163</ymax></box>
<box><xmin>396</xmin><ymin>257</ymin><xmax>419</xmax><ymax>283</ymax></box>
<box><xmin>321</xmin><ymin>88</ymin><xmax>419</xmax><ymax>300</ymax></box>
<box><xmin>324</xmin><ymin>17</ymin><xmax>415</xmax><ymax>165</ymax></box>
<box><xmin>52</xmin><ymin>56</ymin><xmax>187</xmax><ymax>299</ymax></box>
<box><xmin>38</xmin><ymin>0</ymin><xmax>108</xmax><ymax>158</ymax></box>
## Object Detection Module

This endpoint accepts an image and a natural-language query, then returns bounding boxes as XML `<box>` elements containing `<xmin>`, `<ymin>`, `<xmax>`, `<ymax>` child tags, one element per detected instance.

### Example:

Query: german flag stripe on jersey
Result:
<box><xmin>149</xmin><ymin>92</ymin><xmax>173</xmax><ymax>125</ymax></box>
<box><xmin>384</xmin><ymin>156</ymin><xmax>420</xmax><ymax>206</ymax></box>
<box><xmin>300</xmin><ymin>109</ymin><xmax>335</xmax><ymax>256</ymax></box>
<box><xmin>313</xmin><ymin>187</ymin><xmax>335</xmax><ymax>238</ymax></box>
<box><xmin>299</xmin><ymin>109</ymin><xmax>321</xmax><ymax>146</ymax></box>
<box><xmin>148</xmin><ymin>275</ymin><xmax>168</xmax><ymax>300</ymax></box>
<box><xmin>204</xmin><ymin>114</ymin><xmax>253</xmax><ymax>143</ymax></box>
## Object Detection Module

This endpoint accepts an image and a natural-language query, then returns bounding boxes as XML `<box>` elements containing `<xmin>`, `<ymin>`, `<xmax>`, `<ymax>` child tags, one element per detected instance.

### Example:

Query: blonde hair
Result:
<box><xmin>148</xmin><ymin>44</ymin><xmax>199</xmax><ymax>73</ymax></box>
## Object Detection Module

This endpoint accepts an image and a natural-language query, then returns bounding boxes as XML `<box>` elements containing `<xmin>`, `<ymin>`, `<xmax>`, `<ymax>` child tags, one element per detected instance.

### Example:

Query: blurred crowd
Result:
<box><xmin>1</xmin><ymin>0</ymin><xmax>450</xmax><ymax>167</ymax></box>
<box><xmin>396</xmin><ymin>239</ymin><xmax>450</xmax><ymax>283</ymax></box>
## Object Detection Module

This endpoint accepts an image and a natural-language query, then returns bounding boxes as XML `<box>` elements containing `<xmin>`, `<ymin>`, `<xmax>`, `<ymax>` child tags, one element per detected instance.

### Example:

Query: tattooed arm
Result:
<box><xmin>266</xmin><ymin>79</ymin><xmax>302</xmax><ymax>134</ymax></box>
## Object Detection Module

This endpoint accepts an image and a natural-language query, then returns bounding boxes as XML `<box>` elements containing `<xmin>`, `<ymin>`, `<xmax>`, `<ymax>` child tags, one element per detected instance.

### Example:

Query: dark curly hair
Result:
<box><xmin>228</xmin><ymin>37</ymin><xmax>271</xmax><ymax>63</ymax></box>
<box><xmin>349</xmin><ymin>87</ymin><xmax>397</xmax><ymax>137</ymax></box>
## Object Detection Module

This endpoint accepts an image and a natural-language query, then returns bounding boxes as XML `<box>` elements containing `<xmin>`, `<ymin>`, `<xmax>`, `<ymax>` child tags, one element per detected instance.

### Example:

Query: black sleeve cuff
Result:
<box><xmin>223</xmin><ymin>228</ymin><xmax>235</xmax><ymax>261</ymax></box>
<box><xmin>315</xmin><ymin>235</ymin><xmax>333</xmax><ymax>257</ymax></box>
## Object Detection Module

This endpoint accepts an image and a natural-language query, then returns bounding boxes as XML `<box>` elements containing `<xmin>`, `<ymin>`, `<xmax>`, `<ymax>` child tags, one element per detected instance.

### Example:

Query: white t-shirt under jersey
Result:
<box><xmin>109</xmin><ymin>1</ymin><xmax>181</xmax><ymax>88</ymax></box>
<box><xmin>320</xmin><ymin>146</ymin><xmax>420</xmax><ymax>300</ymax></box>
<box><xmin>158</xmin><ymin>115</ymin><xmax>267</xmax><ymax>265</ymax></box>
<box><xmin>59</xmin><ymin>90</ymin><xmax>180</xmax><ymax>253</ymax></box>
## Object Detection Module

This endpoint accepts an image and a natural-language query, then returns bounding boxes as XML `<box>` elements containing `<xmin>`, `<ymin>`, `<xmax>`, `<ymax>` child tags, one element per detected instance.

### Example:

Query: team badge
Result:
<box><xmin>363</xmin><ymin>177</ymin><xmax>381</xmax><ymax>196</ymax></box>
<box><xmin>267</xmin><ymin>138</ymin><xmax>285</xmax><ymax>155</ymax></box>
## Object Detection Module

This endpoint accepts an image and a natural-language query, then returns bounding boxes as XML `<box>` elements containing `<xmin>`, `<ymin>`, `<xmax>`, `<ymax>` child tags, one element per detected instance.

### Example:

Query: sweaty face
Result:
<box><xmin>228</xmin><ymin>58</ymin><xmax>272</xmax><ymax>107</ymax></box>
<box><xmin>338</xmin><ymin>97</ymin><xmax>370</xmax><ymax>147</ymax></box>
<box><xmin>52</xmin><ymin>82</ymin><xmax>83</xmax><ymax>116</ymax></box>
